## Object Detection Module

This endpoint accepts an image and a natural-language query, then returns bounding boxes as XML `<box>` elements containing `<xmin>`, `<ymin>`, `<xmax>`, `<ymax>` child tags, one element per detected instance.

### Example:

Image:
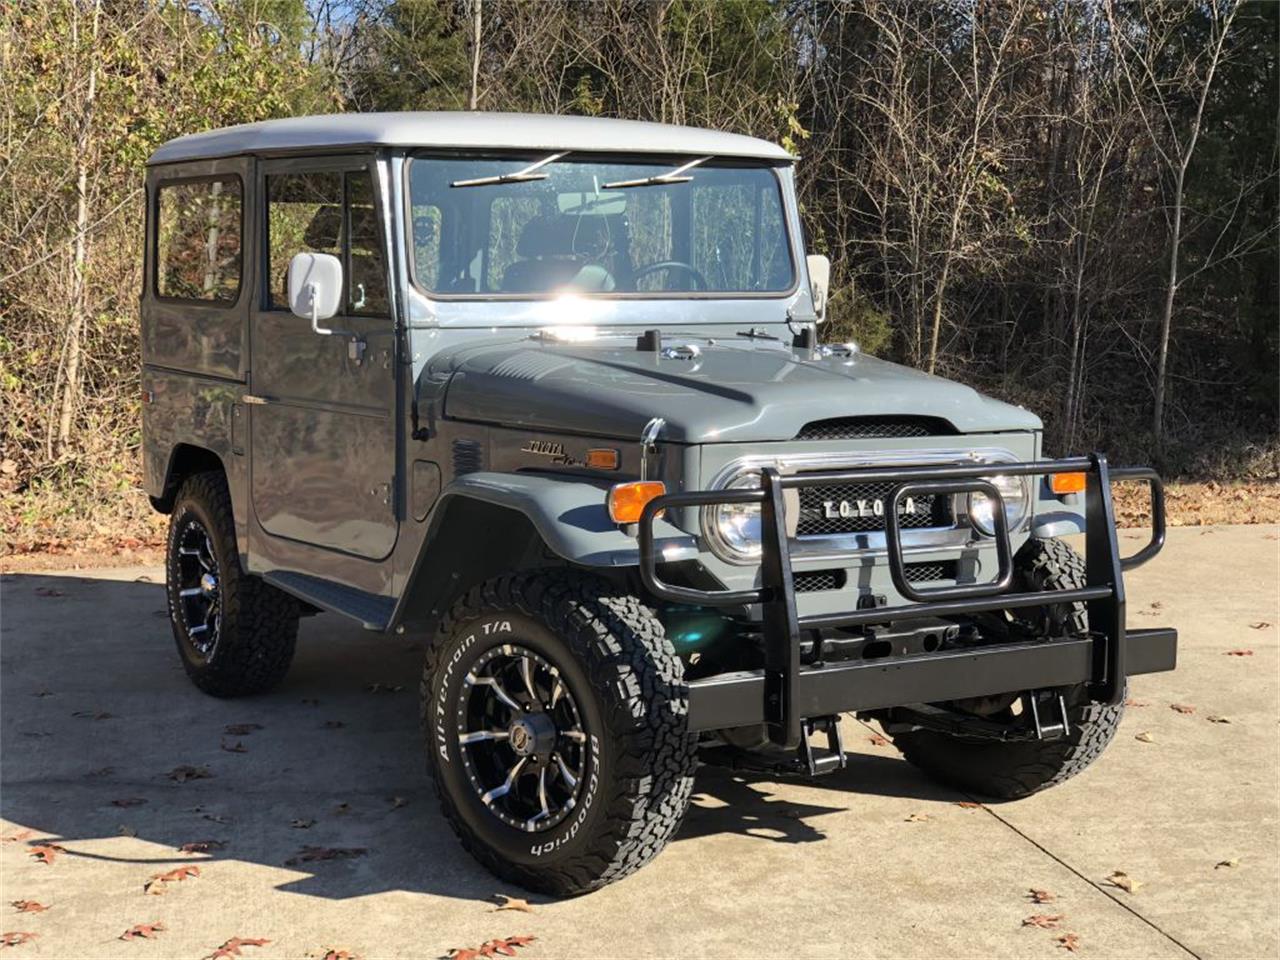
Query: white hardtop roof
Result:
<box><xmin>147</xmin><ymin>111</ymin><xmax>793</xmax><ymax>166</ymax></box>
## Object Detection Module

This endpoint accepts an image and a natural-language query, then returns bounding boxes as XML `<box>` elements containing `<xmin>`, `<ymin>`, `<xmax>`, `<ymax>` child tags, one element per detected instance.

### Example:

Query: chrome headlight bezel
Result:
<box><xmin>700</xmin><ymin>469</ymin><xmax>765</xmax><ymax>564</ymax></box>
<box><xmin>964</xmin><ymin>473</ymin><xmax>1031</xmax><ymax>537</ymax></box>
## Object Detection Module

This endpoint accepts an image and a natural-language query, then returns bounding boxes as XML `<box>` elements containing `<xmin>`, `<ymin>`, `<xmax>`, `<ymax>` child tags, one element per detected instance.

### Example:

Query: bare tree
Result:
<box><xmin>1106</xmin><ymin>0</ymin><xmax>1241</xmax><ymax>455</ymax></box>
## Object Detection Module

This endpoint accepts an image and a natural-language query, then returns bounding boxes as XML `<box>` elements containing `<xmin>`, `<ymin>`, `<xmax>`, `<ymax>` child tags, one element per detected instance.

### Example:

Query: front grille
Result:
<box><xmin>794</xmin><ymin>569</ymin><xmax>847</xmax><ymax>593</ymax></box>
<box><xmin>795</xmin><ymin>416</ymin><xmax>955</xmax><ymax>441</ymax></box>
<box><xmin>903</xmin><ymin>560</ymin><xmax>959</xmax><ymax>583</ymax></box>
<box><xmin>797</xmin><ymin>479</ymin><xmax>953</xmax><ymax>537</ymax></box>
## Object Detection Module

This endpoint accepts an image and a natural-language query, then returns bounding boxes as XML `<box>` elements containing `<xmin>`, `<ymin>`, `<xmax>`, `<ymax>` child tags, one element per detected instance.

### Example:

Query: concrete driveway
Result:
<box><xmin>1</xmin><ymin>525</ymin><xmax>1276</xmax><ymax>959</ymax></box>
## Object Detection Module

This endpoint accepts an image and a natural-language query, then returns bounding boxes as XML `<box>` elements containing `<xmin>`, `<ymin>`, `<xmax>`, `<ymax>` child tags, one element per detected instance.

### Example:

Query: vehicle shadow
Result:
<box><xmin>0</xmin><ymin>570</ymin><xmax>946</xmax><ymax>903</ymax></box>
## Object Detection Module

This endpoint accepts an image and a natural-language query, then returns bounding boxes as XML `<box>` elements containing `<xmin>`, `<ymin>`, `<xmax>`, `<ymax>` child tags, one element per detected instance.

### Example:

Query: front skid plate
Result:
<box><xmin>686</xmin><ymin>628</ymin><xmax>1176</xmax><ymax>732</ymax></box>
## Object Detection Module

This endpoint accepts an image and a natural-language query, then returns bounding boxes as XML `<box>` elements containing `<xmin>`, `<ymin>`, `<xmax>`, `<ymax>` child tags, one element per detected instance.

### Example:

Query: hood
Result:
<box><xmin>433</xmin><ymin>336</ymin><xmax>1040</xmax><ymax>443</ymax></box>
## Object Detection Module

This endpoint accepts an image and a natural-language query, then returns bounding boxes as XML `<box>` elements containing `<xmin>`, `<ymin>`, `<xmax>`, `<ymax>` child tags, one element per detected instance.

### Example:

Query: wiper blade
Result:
<box><xmin>451</xmin><ymin>151</ymin><xmax>568</xmax><ymax>188</ymax></box>
<box><xmin>602</xmin><ymin>156</ymin><xmax>711</xmax><ymax>189</ymax></box>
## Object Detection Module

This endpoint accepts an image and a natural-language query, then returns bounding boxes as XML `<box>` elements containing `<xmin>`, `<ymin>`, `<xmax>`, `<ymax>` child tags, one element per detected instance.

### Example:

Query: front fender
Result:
<box><xmin>389</xmin><ymin>473</ymin><xmax>698</xmax><ymax>632</ymax></box>
<box><xmin>430</xmin><ymin>472</ymin><xmax>698</xmax><ymax>567</ymax></box>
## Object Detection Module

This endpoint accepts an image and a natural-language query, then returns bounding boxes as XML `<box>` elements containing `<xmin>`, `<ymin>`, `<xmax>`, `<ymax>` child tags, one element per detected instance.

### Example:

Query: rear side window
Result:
<box><xmin>266</xmin><ymin>169</ymin><xmax>388</xmax><ymax>316</ymax></box>
<box><xmin>155</xmin><ymin>177</ymin><xmax>243</xmax><ymax>302</ymax></box>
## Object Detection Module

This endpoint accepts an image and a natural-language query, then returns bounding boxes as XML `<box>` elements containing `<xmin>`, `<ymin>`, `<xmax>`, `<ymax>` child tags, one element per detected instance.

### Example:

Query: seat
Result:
<box><xmin>501</xmin><ymin>215</ymin><xmax>615</xmax><ymax>293</ymax></box>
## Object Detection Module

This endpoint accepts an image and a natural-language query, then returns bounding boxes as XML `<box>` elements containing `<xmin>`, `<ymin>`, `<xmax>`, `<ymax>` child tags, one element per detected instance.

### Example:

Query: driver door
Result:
<box><xmin>248</xmin><ymin>156</ymin><xmax>397</xmax><ymax>561</ymax></box>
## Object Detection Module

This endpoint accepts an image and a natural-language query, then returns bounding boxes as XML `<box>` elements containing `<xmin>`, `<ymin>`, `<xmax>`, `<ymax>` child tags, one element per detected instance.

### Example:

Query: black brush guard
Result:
<box><xmin>637</xmin><ymin>454</ymin><xmax>1177</xmax><ymax>749</ymax></box>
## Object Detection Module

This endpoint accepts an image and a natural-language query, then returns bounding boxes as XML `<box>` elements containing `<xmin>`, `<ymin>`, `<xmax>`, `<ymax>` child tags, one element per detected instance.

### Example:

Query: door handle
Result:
<box><xmin>242</xmin><ymin>395</ymin><xmax>270</xmax><ymax>406</ymax></box>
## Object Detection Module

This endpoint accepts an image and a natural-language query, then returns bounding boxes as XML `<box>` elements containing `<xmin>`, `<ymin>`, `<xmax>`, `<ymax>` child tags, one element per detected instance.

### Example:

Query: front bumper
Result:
<box><xmin>638</xmin><ymin>453</ymin><xmax>1175</xmax><ymax>747</ymax></box>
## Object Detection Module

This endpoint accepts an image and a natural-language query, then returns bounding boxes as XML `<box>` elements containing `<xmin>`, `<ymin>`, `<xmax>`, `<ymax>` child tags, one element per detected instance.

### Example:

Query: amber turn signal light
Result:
<box><xmin>1049</xmin><ymin>471</ymin><xmax>1087</xmax><ymax>495</ymax></box>
<box><xmin>607</xmin><ymin>481</ymin><xmax>665</xmax><ymax>524</ymax></box>
<box><xmin>586</xmin><ymin>448</ymin><xmax>620</xmax><ymax>470</ymax></box>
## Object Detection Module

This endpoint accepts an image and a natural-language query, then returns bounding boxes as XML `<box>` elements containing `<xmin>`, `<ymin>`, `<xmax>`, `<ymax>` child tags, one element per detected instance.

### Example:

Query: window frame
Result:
<box><xmin>152</xmin><ymin>173</ymin><xmax>245</xmax><ymax>307</ymax></box>
<box><xmin>402</xmin><ymin>150</ymin><xmax>799</xmax><ymax>303</ymax></box>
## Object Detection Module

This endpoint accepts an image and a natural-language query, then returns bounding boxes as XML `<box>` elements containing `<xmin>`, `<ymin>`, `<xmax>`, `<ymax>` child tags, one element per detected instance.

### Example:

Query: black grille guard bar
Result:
<box><xmin>637</xmin><ymin>453</ymin><xmax>1169</xmax><ymax>748</ymax></box>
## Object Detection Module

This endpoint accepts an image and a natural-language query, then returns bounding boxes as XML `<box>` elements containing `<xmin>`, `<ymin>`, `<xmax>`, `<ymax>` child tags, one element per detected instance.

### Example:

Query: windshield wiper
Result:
<box><xmin>451</xmin><ymin>151</ymin><xmax>568</xmax><ymax>188</ymax></box>
<box><xmin>602</xmin><ymin>156</ymin><xmax>711</xmax><ymax>189</ymax></box>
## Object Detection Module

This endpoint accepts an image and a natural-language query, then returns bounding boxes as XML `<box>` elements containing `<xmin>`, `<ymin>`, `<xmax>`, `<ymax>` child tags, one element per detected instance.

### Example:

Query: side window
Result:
<box><xmin>155</xmin><ymin>177</ymin><xmax>242</xmax><ymax>302</ymax></box>
<box><xmin>266</xmin><ymin>168</ymin><xmax>387</xmax><ymax>315</ymax></box>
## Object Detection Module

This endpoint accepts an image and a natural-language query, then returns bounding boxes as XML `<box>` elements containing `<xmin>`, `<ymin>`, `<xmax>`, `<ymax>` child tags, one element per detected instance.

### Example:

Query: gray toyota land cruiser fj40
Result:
<box><xmin>141</xmin><ymin>112</ymin><xmax>1176</xmax><ymax>895</ymax></box>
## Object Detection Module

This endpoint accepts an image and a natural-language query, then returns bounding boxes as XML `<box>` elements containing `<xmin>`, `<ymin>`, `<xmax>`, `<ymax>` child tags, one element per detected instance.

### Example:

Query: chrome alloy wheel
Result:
<box><xmin>455</xmin><ymin>644</ymin><xmax>588</xmax><ymax>833</ymax></box>
<box><xmin>175</xmin><ymin>518</ymin><xmax>220</xmax><ymax>657</ymax></box>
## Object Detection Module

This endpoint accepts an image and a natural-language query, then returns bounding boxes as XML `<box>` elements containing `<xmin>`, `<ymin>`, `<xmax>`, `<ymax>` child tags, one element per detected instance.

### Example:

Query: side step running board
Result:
<box><xmin>263</xmin><ymin>570</ymin><xmax>394</xmax><ymax>632</ymax></box>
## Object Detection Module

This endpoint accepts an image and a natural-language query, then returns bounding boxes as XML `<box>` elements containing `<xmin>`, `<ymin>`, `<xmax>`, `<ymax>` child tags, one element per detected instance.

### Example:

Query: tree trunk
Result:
<box><xmin>1151</xmin><ymin>169</ymin><xmax>1182</xmax><ymax>458</ymax></box>
<box><xmin>468</xmin><ymin>0</ymin><xmax>481</xmax><ymax>110</ymax></box>
<box><xmin>57</xmin><ymin>0</ymin><xmax>100</xmax><ymax>456</ymax></box>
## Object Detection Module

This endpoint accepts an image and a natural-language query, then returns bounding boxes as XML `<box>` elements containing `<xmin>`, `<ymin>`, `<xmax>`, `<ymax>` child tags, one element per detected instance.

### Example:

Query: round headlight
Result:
<box><xmin>706</xmin><ymin>471</ymin><xmax>763</xmax><ymax>562</ymax></box>
<box><xmin>967</xmin><ymin>474</ymin><xmax>1030</xmax><ymax>537</ymax></box>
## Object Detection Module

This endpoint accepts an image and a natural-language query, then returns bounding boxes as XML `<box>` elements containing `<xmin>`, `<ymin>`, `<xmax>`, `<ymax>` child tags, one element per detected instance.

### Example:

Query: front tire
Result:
<box><xmin>423</xmin><ymin>573</ymin><xmax>697</xmax><ymax>896</ymax></box>
<box><xmin>166</xmin><ymin>471</ymin><xmax>299</xmax><ymax>697</ymax></box>
<box><xmin>890</xmin><ymin>538</ymin><xmax>1124</xmax><ymax>799</ymax></box>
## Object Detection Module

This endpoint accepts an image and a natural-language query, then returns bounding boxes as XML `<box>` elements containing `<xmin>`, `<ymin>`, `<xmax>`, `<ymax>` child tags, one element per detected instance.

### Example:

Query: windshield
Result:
<box><xmin>406</xmin><ymin>155</ymin><xmax>794</xmax><ymax>298</ymax></box>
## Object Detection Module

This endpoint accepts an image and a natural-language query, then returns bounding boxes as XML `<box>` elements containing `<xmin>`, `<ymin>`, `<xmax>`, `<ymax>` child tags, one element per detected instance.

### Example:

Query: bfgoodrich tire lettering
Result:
<box><xmin>890</xmin><ymin>537</ymin><xmax>1124</xmax><ymax>799</ymax></box>
<box><xmin>423</xmin><ymin>572</ymin><xmax>697</xmax><ymax>896</ymax></box>
<box><xmin>166</xmin><ymin>471</ymin><xmax>299</xmax><ymax>698</ymax></box>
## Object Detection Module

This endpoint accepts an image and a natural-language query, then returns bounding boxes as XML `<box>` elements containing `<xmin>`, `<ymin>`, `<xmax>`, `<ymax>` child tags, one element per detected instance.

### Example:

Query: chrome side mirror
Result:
<box><xmin>806</xmin><ymin>253</ymin><xmax>831</xmax><ymax>324</ymax></box>
<box><xmin>287</xmin><ymin>252</ymin><xmax>364</xmax><ymax>364</ymax></box>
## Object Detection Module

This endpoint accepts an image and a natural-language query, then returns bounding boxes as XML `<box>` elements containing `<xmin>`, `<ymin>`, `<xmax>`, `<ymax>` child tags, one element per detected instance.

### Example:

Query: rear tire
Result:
<box><xmin>890</xmin><ymin>538</ymin><xmax>1124</xmax><ymax>799</ymax></box>
<box><xmin>166</xmin><ymin>471</ymin><xmax>299</xmax><ymax>698</ymax></box>
<box><xmin>423</xmin><ymin>572</ymin><xmax>697</xmax><ymax>896</ymax></box>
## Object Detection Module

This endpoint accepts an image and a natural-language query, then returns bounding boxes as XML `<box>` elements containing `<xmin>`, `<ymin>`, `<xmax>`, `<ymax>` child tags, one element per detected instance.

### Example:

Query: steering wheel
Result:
<box><xmin>632</xmin><ymin>260</ymin><xmax>710</xmax><ymax>292</ymax></box>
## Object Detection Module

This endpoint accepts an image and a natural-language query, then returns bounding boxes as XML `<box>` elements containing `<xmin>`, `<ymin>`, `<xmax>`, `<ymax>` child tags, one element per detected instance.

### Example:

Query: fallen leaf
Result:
<box><xmin>8</xmin><ymin>904</ymin><xmax>46</xmax><ymax>915</ymax></box>
<box><xmin>202</xmin><ymin>813</ymin><xmax>231</xmax><ymax>825</ymax></box>
<box><xmin>492</xmin><ymin>895</ymin><xmax>534</xmax><ymax>913</ymax></box>
<box><xmin>206</xmin><ymin>937</ymin><xmax>270</xmax><ymax>959</ymax></box>
<box><xmin>867</xmin><ymin>733</ymin><xmax>889</xmax><ymax>747</ymax></box>
<box><xmin>118</xmin><ymin>825</ymin><xmax>137</xmax><ymax>838</ymax></box>
<box><xmin>86</xmin><ymin>767</ymin><xmax>114</xmax><ymax>778</ymax></box>
<box><xmin>1134</xmin><ymin>731</ymin><xmax>1155</xmax><ymax>743</ymax></box>
<box><xmin>1206</xmin><ymin>714</ymin><xmax>1232</xmax><ymax>724</ymax></box>
<box><xmin>1022</xmin><ymin>914</ymin><xmax>1063</xmax><ymax>929</ymax></box>
<box><xmin>0</xmin><ymin>832</ymin><xmax>33</xmax><ymax>844</ymax></box>
<box><xmin>1106</xmin><ymin>870</ymin><xmax>1143</xmax><ymax>893</ymax></box>
<box><xmin>31</xmin><ymin>690</ymin><xmax>52</xmax><ymax>698</ymax></box>
<box><xmin>168</xmin><ymin>766</ymin><xmax>212</xmax><ymax>782</ymax></box>
<box><xmin>1215</xmin><ymin>858</ymin><xmax>1240</xmax><ymax>869</ymax></box>
<box><xmin>954</xmin><ymin>801</ymin><xmax>983</xmax><ymax>809</ymax></box>
<box><xmin>179</xmin><ymin>840</ymin><xmax>225</xmax><ymax>854</ymax></box>
<box><xmin>364</xmin><ymin>683</ymin><xmax>403</xmax><ymax>694</ymax></box>
<box><xmin>290</xmin><ymin>819</ymin><xmax>316</xmax><ymax>830</ymax></box>
<box><xmin>284</xmin><ymin>846</ymin><xmax>367</xmax><ymax>866</ymax></box>
<box><xmin>323</xmin><ymin>721</ymin><xmax>345</xmax><ymax>730</ymax></box>
<box><xmin>1150</xmin><ymin>600</ymin><xmax>1163</xmax><ymax>609</ymax></box>
<box><xmin>1170</xmin><ymin>703</ymin><xmax>1195</xmax><ymax>714</ymax></box>
<box><xmin>1124</xmin><ymin>697</ymin><xmax>1149</xmax><ymax>708</ymax></box>
<box><xmin>310</xmin><ymin>950</ymin><xmax>362</xmax><ymax>960</ymax></box>
<box><xmin>144</xmin><ymin>865</ymin><xmax>200</xmax><ymax>894</ymax></box>
<box><xmin>447</xmin><ymin>936</ymin><xmax>536</xmax><ymax>960</ymax></box>
<box><xmin>223</xmin><ymin>724</ymin><xmax>262</xmax><ymax>736</ymax></box>
<box><xmin>388</xmin><ymin>796</ymin><xmax>408</xmax><ymax>810</ymax></box>
<box><xmin>71</xmin><ymin>710</ymin><xmax>114</xmax><ymax>720</ymax></box>
<box><xmin>120</xmin><ymin>922</ymin><xmax>166</xmax><ymax>941</ymax></box>
<box><xmin>28</xmin><ymin>845</ymin><xmax>63</xmax><ymax>865</ymax></box>
<box><xmin>1225</xmin><ymin>649</ymin><xmax>1254</xmax><ymax>656</ymax></box>
<box><xmin>1248</xmin><ymin>622</ymin><xmax>1272</xmax><ymax>630</ymax></box>
<box><xmin>1056</xmin><ymin>932</ymin><xmax>1081</xmax><ymax>952</ymax></box>
<box><xmin>220</xmin><ymin>740</ymin><xmax>247</xmax><ymax>754</ymax></box>
<box><xmin>112</xmin><ymin>798</ymin><xmax>147</xmax><ymax>808</ymax></box>
<box><xmin>34</xmin><ymin>587</ymin><xmax>64</xmax><ymax>597</ymax></box>
<box><xmin>903</xmin><ymin>813</ymin><xmax>931</xmax><ymax>822</ymax></box>
<box><xmin>301</xmin><ymin>698</ymin><xmax>320</xmax><ymax>706</ymax></box>
<box><xmin>1028</xmin><ymin>889</ymin><xmax>1055</xmax><ymax>903</ymax></box>
<box><xmin>1</xmin><ymin>932</ymin><xmax>37</xmax><ymax>947</ymax></box>
<box><xmin>334</xmin><ymin>802</ymin><xmax>351</xmax><ymax>815</ymax></box>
